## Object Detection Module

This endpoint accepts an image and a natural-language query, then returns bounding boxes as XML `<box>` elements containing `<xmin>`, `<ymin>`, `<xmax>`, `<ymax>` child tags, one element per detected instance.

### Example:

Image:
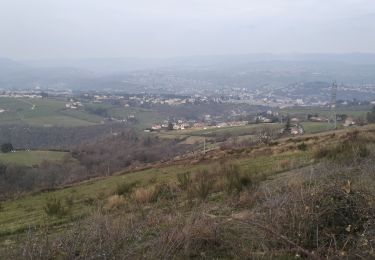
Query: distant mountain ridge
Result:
<box><xmin>21</xmin><ymin>53</ymin><xmax>375</xmax><ymax>73</ymax></box>
<box><xmin>1</xmin><ymin>53</ymin><xmax>375</xmax><ymax>91</ymax></box>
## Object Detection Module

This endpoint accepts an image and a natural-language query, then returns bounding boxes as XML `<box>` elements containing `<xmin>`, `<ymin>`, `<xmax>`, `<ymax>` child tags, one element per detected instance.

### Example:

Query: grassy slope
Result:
<box><xmin>0</xmin><ymin>97</ymin><xmax>101</xmax><ymax>127</ymax></box>
<box><xmin>0</xmin><ymin>148</ymin><xmax>309</xmax><ymax>239</ymax></box>
<box><xmin>0</xmin><ymin>151</ymin><xmax>68</xmax><ymax>166</ymax></box>
<box><xmin>0</xmin><ymin>124</ymin><xmax>372</xmax><ymax>248</ymax></box>
<box><xmin>0</xmin><ymin>97</ymin><xmax>163</xmax><ymax>128</ymax></box>
<box><xmin>108</xmin><ymin>107</ymin><xmax>164</xmax><ymax>129</ymax></box>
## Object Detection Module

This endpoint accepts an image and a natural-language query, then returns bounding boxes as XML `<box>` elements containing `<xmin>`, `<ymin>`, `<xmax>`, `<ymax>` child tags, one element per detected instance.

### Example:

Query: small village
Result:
<box><xmin>144</xmin><ymin>109</ymin><xmax>359</xmax><ymax>136</ymax></box>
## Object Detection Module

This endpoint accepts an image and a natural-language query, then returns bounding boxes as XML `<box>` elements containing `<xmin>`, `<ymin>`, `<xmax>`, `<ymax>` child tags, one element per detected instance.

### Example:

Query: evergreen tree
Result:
<box><xmin>284</xmin><ymin>116</ymin><xmax>291</xmax><ymax>131</ymax></box>
<box><xmin>367</xmin><ymin>106</ymin><xmax>375</xmax><ymax>123</ymax></box>
<box><xmin>1</xmin><ymin>143</ymin><xmax>13</xmax><ymax>153</ymax></box>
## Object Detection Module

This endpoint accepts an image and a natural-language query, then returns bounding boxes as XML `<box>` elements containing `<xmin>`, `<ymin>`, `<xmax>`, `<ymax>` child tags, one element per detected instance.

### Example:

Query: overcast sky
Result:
<box><xmin>1</xmin><ymin>0</ymin><xmax>375</xmax><ymax>59</ymax></box>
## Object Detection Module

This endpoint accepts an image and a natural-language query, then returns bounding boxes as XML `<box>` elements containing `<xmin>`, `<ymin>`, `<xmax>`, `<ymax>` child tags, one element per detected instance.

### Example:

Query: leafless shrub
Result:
<box><xmin>256</xmin><ymin>126</ymin><xmax>278</xmax><ymax>145</ymax></box>
<box><xmin>14</xmin><ymin>210</ymin><xmax>148</xmax><ymax>259</ymax></box>
<box><xmin>153</xmin><ymin>210</ymin><xmax>224</xmax><ymax>259</ymax></box>
<box><xmin>19</xmin><ymin>226</ymin><xmax>56</xmax><ymax>260</ymax></box>
<box><xmin>235</xmin><ymin>163</ymin><xmax>375</xmax><ymax>258</ymax></box>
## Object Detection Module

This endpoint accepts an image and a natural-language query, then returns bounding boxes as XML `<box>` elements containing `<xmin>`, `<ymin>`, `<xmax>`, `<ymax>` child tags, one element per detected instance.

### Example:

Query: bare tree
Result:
<box><xmin>256</xmin><ymin>125</ymin><xmax>277</xmax><ymax>145</ymax></box>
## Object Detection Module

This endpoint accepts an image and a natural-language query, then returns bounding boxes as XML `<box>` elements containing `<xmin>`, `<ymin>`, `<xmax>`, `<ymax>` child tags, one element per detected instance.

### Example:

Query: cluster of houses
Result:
<box><xmin>150</xmin><ymin>121</ymin><xmax>190</xmax><ymax>131</ymax></box>
<box><xmin>0</xmin><ymin>93</ymin><xmax>42</xmax><ymax>99</ymax></box>
<box><xmin>88</xmin><ymin>93</ymin><xmax>204</xmax><ymax>107</ymax></box>
<box><xmin>65</xmin><ymin>100</ymin><xmax>83</xmax><ymax>109</ymax></box>
<box><xmin>343</xmin><ymin>117</ymin><xmax>357</xmax><ymax>127</ymax></box>
<box><xmin>145</xmin><ymin>110</ymin><xmax>359</xmax><ymax>135</ymax></box>
<box><xmin>256</xmin><ymin>110</ymin><xmax>280</xmax><ymax>123</ymax></box>
<box><xmin>146</xmin><ymin>119</ymin><xmax>249</xmax><ymax>132</ymax></box>
<box><xmin>282</xmin><ymin>124</ymin><xmax>305</xmax><ymax>135</ymax></box>
<box><xmin>307</xmin><ymin>114</ymin><xmax>357</xmax><ymax>127</ymax></box>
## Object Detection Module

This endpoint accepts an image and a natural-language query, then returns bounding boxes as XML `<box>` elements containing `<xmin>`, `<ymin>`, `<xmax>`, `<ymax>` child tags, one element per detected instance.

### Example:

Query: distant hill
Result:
<box><xmin>2</xmin><ymin>53</ymin><xmax>375</xmax><ymax>92</ymax></box>
<box><xmin>0</xmin><ymin>57</ymin><xmax>99</xmax><ymax>90</ymax></box>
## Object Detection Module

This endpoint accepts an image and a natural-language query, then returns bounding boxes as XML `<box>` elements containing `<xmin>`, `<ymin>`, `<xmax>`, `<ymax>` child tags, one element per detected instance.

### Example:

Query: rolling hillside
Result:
<box><xmin>1</xmin><ymin>125</ymin><xmax>375</xmax><ymax>258</ymax></box>
<box><xmin>0</xmin><ymin>97</ymin><xmax>162</xmax><ymax>128</ymax></box>
<box><xmin>0</xmin><ymin>97</ymin><xmax>102</xmax><ymax>127</ymax></box>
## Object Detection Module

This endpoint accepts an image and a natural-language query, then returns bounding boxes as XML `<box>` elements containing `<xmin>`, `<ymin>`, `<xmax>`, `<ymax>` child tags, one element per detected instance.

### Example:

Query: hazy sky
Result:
<box><xmin>1</xmin><ymin>0</ymin><xmax>375</xmax><ymax>59</ymax></box>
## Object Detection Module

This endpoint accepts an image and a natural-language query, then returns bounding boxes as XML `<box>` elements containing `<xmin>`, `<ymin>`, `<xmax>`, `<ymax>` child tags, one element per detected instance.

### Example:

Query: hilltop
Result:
<box><xmin>1</xmin><ymin>125</ymin><xmax>375</xmax><ymax>258</ymax></box>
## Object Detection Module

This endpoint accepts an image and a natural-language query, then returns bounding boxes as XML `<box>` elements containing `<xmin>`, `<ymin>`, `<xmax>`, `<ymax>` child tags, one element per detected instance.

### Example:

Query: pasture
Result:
<box><xmin>0</xmin><ymin>97</ymin><xmax>162</xmax><ymax>128</ymax></box>
<box><xmin>0</xmin><ymin>150</ymin><xmax>69</xmax><ymax>166</ymax></box>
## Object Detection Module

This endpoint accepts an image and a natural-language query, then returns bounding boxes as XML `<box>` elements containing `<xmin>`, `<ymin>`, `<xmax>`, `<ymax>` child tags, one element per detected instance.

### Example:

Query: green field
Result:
<box><xmin>0</xmin><ymin>97</ymin><xmax>102</xmax><ymax>127</ymax></box>
<box><xmin>0</xmin><ymin>151</ymin><xmax>68</xmax><ymax>166</ymax></box>
<box><xmin>279</xmin><ymin>105</ymin><xmax>370</xmax><ymax>118</ymax></box>
<box><xmin>190</xmin><ymin>124</ymin><xmax>280</xmax><ymax>136</ymax></box>
<box><xmin>155</xmin><ymin>124</ymin><xmax>281</xmax><ymax>140</ymax></box>
<box><xmin>0</xmin><ymin>97</ymin><xmax>163</xmax><ymax>128</ymax></box>
<box><xmin>300</xmin><ymin>122</ymin><xmax>333</xmax><ymax>134</ymax></box>
<box><xmin>107</xmin><ymin>107</ymin><xmax>164</xmax><ymax>129</ymax></box>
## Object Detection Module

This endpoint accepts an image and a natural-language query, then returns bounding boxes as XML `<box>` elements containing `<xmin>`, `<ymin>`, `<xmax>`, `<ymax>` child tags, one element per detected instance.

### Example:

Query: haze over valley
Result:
<box><xmin>2</xmin><ymin>1</ymin><xmax>375</xmax><ymax>259</ymax></box>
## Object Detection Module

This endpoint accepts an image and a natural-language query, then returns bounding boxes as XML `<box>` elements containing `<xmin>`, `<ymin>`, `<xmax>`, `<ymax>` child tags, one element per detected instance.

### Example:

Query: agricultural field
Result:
<box><xmin>300</xmin><ymin>121</ymin><xmax>333</xmax><ymax>134</ymax></box>
<box><xmin>187</xmin><ymin>124</ymin><xmax>278</xmax><ymax>137</ymax></box>
<box><xmin>0</xmin><ymin>97</ymin><xmax>162</xmax><ymax>128</ymax></box>
<box><xmin>0</xmin><ymin>97</ymin><xmax>101</xmax><ymax>127</ymax></box>
<box><xmin>279</xmin><ymin>105</ymin><xmax>371</xmax><ymax>118</ymax></box>
<box><xmin>156</xmin><ymin>123</ymin><xmax>281</xmax><ymax>139</ymax></box>
<box><xmin>0</xmin><ymin>150</ymin><xmax>69</xmax><ymax>166</ymax></box>
<box><xmin>107</xmin><ymin>107</ymin><xmax>164</xmax><ymax>129</ymax></box>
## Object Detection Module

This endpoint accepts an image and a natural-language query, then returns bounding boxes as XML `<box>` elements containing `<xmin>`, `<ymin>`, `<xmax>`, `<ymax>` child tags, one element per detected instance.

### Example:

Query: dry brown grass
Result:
<box><xmin>153</xmin><ymin>210</ymin><xmax>223</xmax><ymax>258</ymax></box>
<box><xmin>278</xmin><ymin>159</ymin><xmax>291</xmax><ymax>170</ymax></box>
<box><xmin>106</xmin><ymin>195</ymin><xmax>126</xmax><ymax>210</ymax></box>
<box><xmin>132</xmin><ymin>186</ymin><xmax>158</xmax><ymax>204</ymax></box>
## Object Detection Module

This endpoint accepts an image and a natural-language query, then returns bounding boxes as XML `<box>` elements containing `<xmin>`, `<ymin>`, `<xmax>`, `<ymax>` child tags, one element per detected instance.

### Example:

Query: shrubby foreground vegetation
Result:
<box><xmin>1</xmin><ymin>127</ymin><xmax>375</xmax><ymax>259</ymax></box>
